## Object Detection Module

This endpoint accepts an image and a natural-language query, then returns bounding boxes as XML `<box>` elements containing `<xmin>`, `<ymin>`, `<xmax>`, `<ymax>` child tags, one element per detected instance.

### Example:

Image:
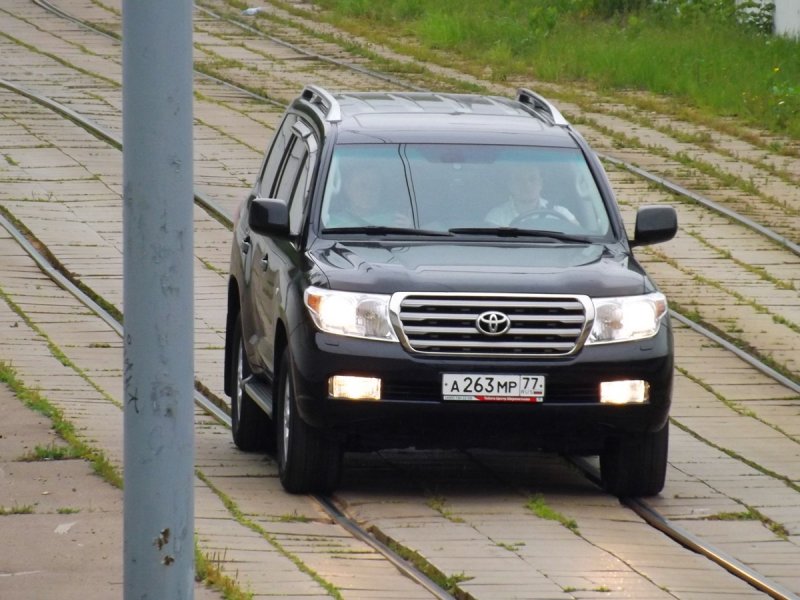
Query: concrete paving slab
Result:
<box><xmin>0</xmin><ymin>384</ymin><xmax>222</xmax><ymax>600</ymax></box>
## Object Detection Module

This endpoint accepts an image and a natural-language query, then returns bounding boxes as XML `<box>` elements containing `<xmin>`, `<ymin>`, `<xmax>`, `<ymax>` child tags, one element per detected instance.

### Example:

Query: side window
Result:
<box><xmin>256</xmin><ymin>113</ymin><xmax>297</xmax><ymax>198</ymax></box>
<box><xmin>274</xmin><ymin>136</ymin><xmax>305</xmax><ymax>200</ymax></box>
<box><xmin>274</xmin><ymin>122</ymin><xmax>318</xmax><ymax>236</ymax></box>
<box><xmin>286</xmin><ymin>154</ymin><xmax>308</xmax><ymax>235</ymax></box>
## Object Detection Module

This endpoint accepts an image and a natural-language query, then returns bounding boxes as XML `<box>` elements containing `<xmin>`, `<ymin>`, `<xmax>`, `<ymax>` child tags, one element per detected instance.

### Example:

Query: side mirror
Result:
<box><xmin>248</xmin><ymin>197</ymin><xmax>290</xmax><ymax>236</ymax></box>
<box><xmin>630</xmin><ymin>205</ymin><xmax>677</xmax><ymax>247</ymax></box>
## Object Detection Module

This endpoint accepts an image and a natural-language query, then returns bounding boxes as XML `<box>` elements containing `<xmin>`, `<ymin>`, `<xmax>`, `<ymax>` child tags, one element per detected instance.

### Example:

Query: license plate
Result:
<box><xmin>442</xmin><ymin>374</ymin><xmax>545</xmax><ymax>402</ymax></box>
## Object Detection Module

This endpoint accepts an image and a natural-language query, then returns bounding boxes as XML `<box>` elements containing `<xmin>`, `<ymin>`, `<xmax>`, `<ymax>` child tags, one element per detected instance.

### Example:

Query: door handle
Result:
<box><xmin>240</xmin><ymin>236</ymin><xmax>251</xmax><ymax>255</ymax></box>
<box><xmin>260</xmin><ymin>255</ymin><xmax>269</xmax><ymax>271</ymax></box>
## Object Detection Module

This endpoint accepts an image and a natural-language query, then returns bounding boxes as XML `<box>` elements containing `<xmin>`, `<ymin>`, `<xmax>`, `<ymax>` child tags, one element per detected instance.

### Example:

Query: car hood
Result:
<box><xmin>308</xmin><ymin>240</ymin><xmax>653</xmax><ymax>297</ymax></box>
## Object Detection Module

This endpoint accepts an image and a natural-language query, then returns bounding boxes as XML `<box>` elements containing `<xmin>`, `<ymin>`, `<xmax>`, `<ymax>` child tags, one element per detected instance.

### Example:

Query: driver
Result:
<box><xmin>485</xmin><ymin>166</ymin><xmax>578</xmax><ymax>227</ymax></box>
<box><xmin>325</xmin><ymin>168</ymin><xmax>412</xmax><ymax>228</ymax></box>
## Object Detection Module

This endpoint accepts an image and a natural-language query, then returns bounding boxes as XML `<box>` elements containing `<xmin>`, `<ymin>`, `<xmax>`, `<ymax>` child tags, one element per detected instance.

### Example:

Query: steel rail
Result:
<box><xmin>572</xmin><ymin>458</ymin><xmax>800</xmax><ymax>600</ymax></box>
<box><xmin>313</xmin><ymin>495</ymin><xmax>455</xmax><ymax>600</ymax></box>
<box><xmin>193</xmin><ymin>2</ymin><xmax>428</xmax><ymax>93</ymax></box>
<box><xmin>0</xmin><ymin>77</ymin><xmax>236</xmax><ymax>229</ymax></box>
<box><xmin>626</xmin><ymin>498</ymin><xmax>800</xmax><ymax>600</ymax></box>
<box><xmin>670</xmin><ymin>310</ymin><xmax>800</xmax><ymax>393</ymax></box>
<box><xmin>601</xmin><ymin>154</ymin><xmax>800</xmax><ymax>257</ymax></box>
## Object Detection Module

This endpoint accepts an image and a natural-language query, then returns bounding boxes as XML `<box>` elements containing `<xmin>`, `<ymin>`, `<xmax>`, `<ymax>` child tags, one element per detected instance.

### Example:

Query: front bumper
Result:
<box><xmin>287</xmin><ymin>319</ymin><xmax>673</xmax><ymax>453</ymax></box>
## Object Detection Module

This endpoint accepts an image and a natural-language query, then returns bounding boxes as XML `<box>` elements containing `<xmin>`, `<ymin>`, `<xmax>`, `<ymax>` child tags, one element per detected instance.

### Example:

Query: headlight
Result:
<box><xmin>304</xmin><ymin>287</ymin><xmax>398</xmax><ymax>342</ymax></box>
<box><xmin>587</xmin><ymin>292</ymin><xmax>667</xmax><ymax>344</ymax></box>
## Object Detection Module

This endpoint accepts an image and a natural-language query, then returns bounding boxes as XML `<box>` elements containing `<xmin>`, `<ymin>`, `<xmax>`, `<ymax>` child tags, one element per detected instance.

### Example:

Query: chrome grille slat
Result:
<box><xmin>403</xmin><ymin>325</ymin><xmax>582</xmax><ymax>337</ymax></box>
<box><xmin>401</xmin><ymin>298</ymin><xmax>584</xmax><ymax>309</ymax></box>
<box><xmin>411</xmin><ymin>340</ymin><xmax>576</xmax><ymax>349</ymax></box>
<box><xmin>400</xmin><ymin>311</ymin><xmax>585</xmax><ymax>324</ymax></box>
<box><xmin>393</xmin><ymin>292</ymin><xmax>591</xmax><ymax>357</ymax></box>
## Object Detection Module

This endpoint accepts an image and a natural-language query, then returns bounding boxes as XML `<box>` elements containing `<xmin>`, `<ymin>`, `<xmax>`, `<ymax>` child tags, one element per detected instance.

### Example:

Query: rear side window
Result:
<box><xmin>273</xmin><ymin>125</ymin><xmax>317</xmax><ymax>236</ymax></box>
<box><xmin>256</xmin><ymin>114</ymin><xmax>296</xmax><ymax>198</ymax></box>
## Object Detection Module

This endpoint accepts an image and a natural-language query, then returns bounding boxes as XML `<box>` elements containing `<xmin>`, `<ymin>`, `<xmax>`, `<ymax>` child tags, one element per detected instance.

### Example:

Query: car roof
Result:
<box><xmin>297</xmin><ymin>88</ymin><xmax>578</xmax><ymax>147</ymax></box>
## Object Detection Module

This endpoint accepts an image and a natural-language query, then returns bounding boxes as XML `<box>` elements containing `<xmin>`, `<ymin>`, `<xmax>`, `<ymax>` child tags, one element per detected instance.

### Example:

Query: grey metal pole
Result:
<box><xmin>122</xmin><ymin>0</ymin><xmax>195</xmax><ymax>597</ymax></box>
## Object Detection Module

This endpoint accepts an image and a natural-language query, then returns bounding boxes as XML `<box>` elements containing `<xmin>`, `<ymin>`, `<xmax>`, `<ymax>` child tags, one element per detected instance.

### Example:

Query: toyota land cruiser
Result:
<box><xmin>224</xmin><ymin>85</ymin><xmax>678</xmax><ymax>496</ymax></box>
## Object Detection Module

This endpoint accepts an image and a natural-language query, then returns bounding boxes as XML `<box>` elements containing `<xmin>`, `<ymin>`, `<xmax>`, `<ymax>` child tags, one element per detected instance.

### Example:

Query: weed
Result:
<box><xmin>277</xmin><ymin>511</ymin><xmax>311</xmax><ymax>523</ymax></box>
<box><xmin>195</xmin><ymin>545</ymin><xmax>254</xmax><ymax>599</ymax></box>
<box><xmin>426</xmin><ymin>495</ymin><xmax>465</xmax><ymax>523</ymax></box>
<box><xmin>0</xmin><ymin>361</ymin><xmax>123</xmax><ymax>489</ymax></box>
<box><xmin>0</xmin><ymin>504</ymin><xmax>35</xmax><ymax>515</ymax></box>
<box><xmin>22</xmin><ymin>442</ymin><xmax>81</xmax><ymax>462</ymax></box>
<box><xmin>369</xmin><ymin>526</ymin><xmax>475</xmax><ymax>594</ymax></box>
<box><xmin>195</xmin><ymin>471</ymin><xmax>343</xmax><ymax>598</ymax></box>
<box><xmin>497</xmin><ymin>541</ymin><xmax>525</xmax><ymax>552</ymax></box>
<box><xmin>705</xmin><ymin>506</ymin><xmax>789</xmax><ymax>539</ymax></box>
<box><xmin>525</xmin><ymin>494</ymin><xmax>579</xmax><ymax>534</ymax></box>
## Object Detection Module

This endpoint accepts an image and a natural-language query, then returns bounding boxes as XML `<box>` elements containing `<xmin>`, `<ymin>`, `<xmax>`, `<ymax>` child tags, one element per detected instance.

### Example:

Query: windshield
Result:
<box><xmin>320</xmin><ymin>144</ymin><xmax>612</xmax><ymax>238</ymax></box>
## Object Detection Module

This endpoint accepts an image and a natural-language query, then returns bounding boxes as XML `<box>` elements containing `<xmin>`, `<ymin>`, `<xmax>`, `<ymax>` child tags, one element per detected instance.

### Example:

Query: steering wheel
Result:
<box><xmin>509</xmin><ymin>208</ymin><xmax>572</xmax><ymax>227</ymax></box>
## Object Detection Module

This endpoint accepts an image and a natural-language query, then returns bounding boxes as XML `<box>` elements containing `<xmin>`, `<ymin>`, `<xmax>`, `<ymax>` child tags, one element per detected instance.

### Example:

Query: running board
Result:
<box><xmin>243</xmin><ymin>377</ymin><xmax>274</xmax><ymax>419</ymax></box>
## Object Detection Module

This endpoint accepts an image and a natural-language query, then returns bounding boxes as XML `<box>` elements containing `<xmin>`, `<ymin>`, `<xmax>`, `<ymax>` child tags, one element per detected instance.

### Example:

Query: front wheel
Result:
<box><xmin>600</xmin><ymin>423</ymin><xmax>668</xmax><ymax>497</ymax></box>
<box><xmin>230</xmin><ymin>314</ymin><xmax>272</xmax><ymax>451</ymax></box>
<box><xmin>275</xmin><ymin>348</ymin><xmax>342</xmax><ymax>494</ymax></box>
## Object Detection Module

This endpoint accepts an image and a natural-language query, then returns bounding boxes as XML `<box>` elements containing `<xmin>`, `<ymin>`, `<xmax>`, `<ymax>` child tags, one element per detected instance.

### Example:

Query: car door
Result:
<box><xmin>249</xmin><ymin>119</ymin><xmax>317</xmax><ymax>378</ymax></box>
<box><xmin>238</xmin><ymin>114</ymin><xmax>296</xmax><ymax>371</ymax></box>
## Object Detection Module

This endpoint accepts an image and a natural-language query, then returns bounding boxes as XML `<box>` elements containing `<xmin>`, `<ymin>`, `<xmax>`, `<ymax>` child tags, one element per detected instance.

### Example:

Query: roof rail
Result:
<box><xmin>516</xmin><ymin>88</ymin><xmax>568</xmax><ymax>127</ymax></box>
<box><xmin>302</xmin><ymin>85</ymin><xmax>342</xmax><ymax>123</ymax></box>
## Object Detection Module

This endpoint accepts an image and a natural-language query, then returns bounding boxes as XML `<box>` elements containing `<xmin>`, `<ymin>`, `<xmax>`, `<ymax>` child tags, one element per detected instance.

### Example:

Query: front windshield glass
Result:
<box><xmin>320</xmin><ymin>144</ymin><xmax>612</xmax><ymax>238</ymax></box>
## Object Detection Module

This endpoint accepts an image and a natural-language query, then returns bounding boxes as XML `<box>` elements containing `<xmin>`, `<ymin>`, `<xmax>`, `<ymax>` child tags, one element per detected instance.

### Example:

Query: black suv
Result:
<box><xmin>225</xmin><ymin>85</ymin><xmax>677</xmax><ymax>496</ymax></box>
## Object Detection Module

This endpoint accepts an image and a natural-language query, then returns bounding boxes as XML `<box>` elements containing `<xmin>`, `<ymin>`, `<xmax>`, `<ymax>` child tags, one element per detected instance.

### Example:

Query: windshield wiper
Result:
<box><xmin>448</xmin><ymin>227</ymin><xmax>591</xmax><ymax>243</ymax></box>
<box><xmin>323</xmin><ymin>226</ymin><xmax>452</xmax><ymax>237</ymax></box>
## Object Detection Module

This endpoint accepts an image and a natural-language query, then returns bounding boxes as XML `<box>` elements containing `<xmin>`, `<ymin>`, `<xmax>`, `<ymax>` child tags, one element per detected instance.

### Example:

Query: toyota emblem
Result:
<box><xmin>475</xmin><ymin>311</ymin><xmax>511</xmax><ymax>336</ymax></box>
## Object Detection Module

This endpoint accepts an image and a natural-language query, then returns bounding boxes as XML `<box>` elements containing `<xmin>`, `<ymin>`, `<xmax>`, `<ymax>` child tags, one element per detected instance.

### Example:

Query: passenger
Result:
<box><xmin>485</xmin><ymin>166</ymin><xmax>578</xmax><ymax>227</ymax></box>
<box><xmin>326</xmin><ymin>169</ymin><xmax>411</xmax><ymax>228</ymax></box>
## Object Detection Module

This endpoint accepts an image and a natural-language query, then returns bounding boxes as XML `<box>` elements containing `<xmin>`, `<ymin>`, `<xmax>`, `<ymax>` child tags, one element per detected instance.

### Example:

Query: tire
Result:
<box><xmin>275</xmin><ymin>348</ymin><xmax>342</xmax><ymax>494</ymax></box>
<box><xmin>230</xmin><ymin>314</ymin><xmax>272</xmax><ymax>451</ymax></box>
<box><xmin>600</xmin><ymin>423</ymin><xmax>669</xmax><ymax>497</ymax></box>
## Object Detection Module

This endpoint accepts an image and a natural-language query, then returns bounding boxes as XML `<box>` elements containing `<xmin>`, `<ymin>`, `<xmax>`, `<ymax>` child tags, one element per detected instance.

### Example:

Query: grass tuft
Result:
<box><xmin>525</xmin><ymin>494</ymin><xmax>579</xmax><ymax>533</ymax></box>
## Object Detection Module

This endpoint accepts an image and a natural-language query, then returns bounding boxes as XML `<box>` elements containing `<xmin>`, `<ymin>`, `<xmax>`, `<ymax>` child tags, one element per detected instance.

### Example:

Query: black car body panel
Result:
<box><xmin>308</xmin><ymin>240</ymin><xmax>651</xmax><ymax>295</ymax></box>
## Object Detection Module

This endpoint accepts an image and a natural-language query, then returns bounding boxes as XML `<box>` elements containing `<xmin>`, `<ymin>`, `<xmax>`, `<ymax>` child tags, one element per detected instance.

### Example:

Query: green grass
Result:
<box><xmin>705</xmin><ymin>507</ymin><xmax>790</xmax><ymax>539</ymax></box>
<box><xmin>368</xmin><ymin>526</ymin><xmax>475</xmax><ymax>594</ymax></box>
<box><xmin>308</xmin><ymin>0</ymin><xmax>800</xmax><ymax>138</ymax></box>
<box><xmin>195</xmin><ymin>546</ymin><xmax>255</xmax><ymax>600</ymax></box>
<box><xmin>0</xmin><ymin>504</ymin><xmax>35</xmax><ymax>516</ymax></box>
<box><xmin>525</xmin><ymin>494</ymin><xmax>579</xmax><ymax>533</ymax></box>
<box><xmin>21</xmin><ymin>442</ymin><xmax>82</xmax><ymax>462</ymax></box>
<box><xmin>426</xmin><ymin>495</ymin><xmax>465</xmax><ymax>523</ymax></box>
<box><xmin>57</xmin><ymin>507</ymin><xmax>81</xmax><ymax>515</ymax></box>
<box><xmin>0</xmin><ymin>361</ymin><xmax>123</xmax><ymax>489</ymax></box>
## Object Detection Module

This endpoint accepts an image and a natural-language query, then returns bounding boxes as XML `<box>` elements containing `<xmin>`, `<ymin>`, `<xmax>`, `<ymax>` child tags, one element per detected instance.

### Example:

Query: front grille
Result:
<box><xmin>392</xmin><ymin>293</ymin><xmax>591</xmax><ymax>357</ymax></box>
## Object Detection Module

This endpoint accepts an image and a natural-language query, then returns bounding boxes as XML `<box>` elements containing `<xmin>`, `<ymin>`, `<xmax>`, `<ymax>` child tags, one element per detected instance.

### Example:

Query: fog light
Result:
<box><xmin>600</xmin><ymin>380</ymin><xmax>648</xmax><ymax>404</ymax></box>
<box><xmin>329</xmin><ymin>376</ymin><xmax>381</xmax><ymax>400</ymax></box>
